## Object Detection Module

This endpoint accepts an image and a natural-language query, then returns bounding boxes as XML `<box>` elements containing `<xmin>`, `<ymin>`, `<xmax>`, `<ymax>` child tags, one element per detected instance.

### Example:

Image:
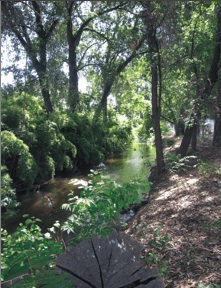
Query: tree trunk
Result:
<box><xmin>151</xmin><ymin>60</ymin><xmax>165</xmax><ymax>173</ymax></box>
<box><xmin>191</xmin><ymin>124</ymin><xmax>199</xmax><ymax>151</ymax></box>
<box><xmin>175</xmin><ymin>119</ymin><xmax>185</xmax><ymax>136</ymax></box>
<box><xmin>37</xmin><ymin>39</ymin><xmax>53</xmax><ymax>112</ymax></box>
<box><xmin>213</xmin><ymin>78</ymin><xmax>221</xmax><ymax>146</ymax></box>
<box><xmin>1</xmin><ymin>1</ymin><xmax>57</xmax><ymax>113</ymax></box>
<box><xmin>66</xmin><ymin>3</ymin><xmax>79</xmax><ymax>111</ymax></box>
<box><xmin>40</xmin><ymin>84</ymin><xmax>53</xmax><ymax>113</ymax></box>
<box><xmin>93</xmin><ymin>37</ymin><xmax>145</xmax><ymax>123</ymax></box>
<box><xmin>179</xmin><ymin>124</ymin><xmax>195</xmax><ymax>157</ymax></box>
<box><xmin>179</xmin><ymin>6</ymin><xmax>221</xmax><ymax>156</ymax></box>
<box><xmin>68</xmin><ymin>47</ymin><xmax>79</xmax><ymax>111</ymax></box>
<box><xmin>142</xmin><ymin>1</ymin><xmax>165</xmax><ymax>174</ymax></box>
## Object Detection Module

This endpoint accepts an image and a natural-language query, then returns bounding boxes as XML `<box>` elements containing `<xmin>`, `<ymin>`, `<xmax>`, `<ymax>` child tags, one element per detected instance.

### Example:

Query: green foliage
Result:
<box><xmin>1</xmin><ymin>92</ymin><xmax>44</xmax><ymax>133</ymax></box>
<box><xmin>1</xmin><ymin>215</ymin><xmax>72</xmax><ymax>287</ymax></box>
<box><xmin>197</xmin><ymin>161</ymin><xmax>221</xmax><ymax>177</ymax></box>
<box><xmin>104</xmin><ymin>118</ymin><xmax>133</xmax><ymax>156</ymax></box>
<box><xmin>33</xmin><ymin>113</ymin><xmax>77</xmax><ymax>178</ymax></box>
<box><xmin>204</xmin><ymin>218</ymin><xmax>221</xmax><ymax>230</ymax></box>
<box><xmin>53</xmin><ymin>111</ymin><xmax>104</xmax><ymax>166</ymax></box>
<box><xmin>161</xmin><ymin>124</ymin><xmax>171</xmax><ymax>136</ymax></box>
<box><xmin>141</xmin><ymin>224</ymin><xmax>170</xmax><ymax>276</ymax></box>
<box><xmin>165</xmin><ymin>152</ymin><xmax>197</xmax><ymax>173</ymax></box>
<box><xmin>59</xmin><ymin>171</ymin><xmax>150</xmax><ymax>244</ymax></box>
<box><xmin>1</xmin><ymin>94</ymin><xmax>79</xmax><ymax>189</ymax></box>
<box><xmin>1</xmin><ymin>166</ymin><xmax>20</xmax><ymax>217</ymax></box>
<box><xmin>1</xmin><ymin>91</ymin><xmax>133</xmax><ymax>195</ymax></box>
<box><xmin>1</xmin><ymin>130</ymin><xmax>38</xmax><ymax>189</ymax></box>
<box><xmin>163</xmin><ymin>137</ymin><xmax>174</xmax><ymax>148</ymax></box>
<box><xmin>138</xmin><ymin>105</ymin><xmax>153</xmax><ymax>141</ymax></box>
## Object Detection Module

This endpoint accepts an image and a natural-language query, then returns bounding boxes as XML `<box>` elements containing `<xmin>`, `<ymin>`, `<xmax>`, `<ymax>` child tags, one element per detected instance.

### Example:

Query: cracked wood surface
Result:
<box><xmin>56</xmin><ymin>229</ymin><xmax>164</xmax><ymax>288</ymax></box>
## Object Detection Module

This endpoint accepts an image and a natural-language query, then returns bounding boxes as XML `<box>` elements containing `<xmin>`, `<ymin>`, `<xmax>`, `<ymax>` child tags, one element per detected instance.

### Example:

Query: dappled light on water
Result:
<box><xmin>2</xmin><ymin>141</ymin><xmax>155</xmax><ymax>233</ymax></box>
<box><xmin>105</xmin><ymin>141</ymin><xmax>155</xmax><ymax>183</ymax></box>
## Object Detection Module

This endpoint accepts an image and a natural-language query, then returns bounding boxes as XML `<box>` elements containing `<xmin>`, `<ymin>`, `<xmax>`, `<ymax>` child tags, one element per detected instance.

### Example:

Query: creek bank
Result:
<box><xmin>125</xmin><ymin>139</ymin><xmax>221</xmax><ymax>287</ymax></box>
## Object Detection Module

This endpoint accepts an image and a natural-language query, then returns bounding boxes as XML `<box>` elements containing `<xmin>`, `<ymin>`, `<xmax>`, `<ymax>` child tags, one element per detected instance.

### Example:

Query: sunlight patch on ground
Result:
<box><xmin>155</xmin><ymin>189</ymin><xmax>174</xmax><ymax>200</ymax></box>
<box><xmin>186</xmin><ymin>178</ymin><xmax>199</xmax><ymax>185</ymax></box>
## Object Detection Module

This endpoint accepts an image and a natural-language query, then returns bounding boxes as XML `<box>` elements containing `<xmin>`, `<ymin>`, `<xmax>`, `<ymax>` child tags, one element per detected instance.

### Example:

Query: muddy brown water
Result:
<box><xmin>2</xmin><ymin>141</ymin><xmax>155</xmax><ymax>234</ymax></box>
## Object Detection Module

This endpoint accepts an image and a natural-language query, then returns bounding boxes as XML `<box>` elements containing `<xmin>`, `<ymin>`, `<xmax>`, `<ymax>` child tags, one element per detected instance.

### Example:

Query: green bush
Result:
<box><xmin>1</xmin><ymin>131</ymin><xmax>38</xmax><ymax>189</ymax></box>
<box><xmin>1</xmin><ymin>166</ymin><xmax>20</xmax><ymax>217</ymax></box>
<box><xmin>1</xmin><ymin>91</ymin><xmax>133</xmax><ymax>194</ymax></box>
<box><xmin>165</xmin><ymin>152</ymin><xmax>197</xmax><ymax>173</ymax></box>
<box><xmin>59</xmin><ymin>171</ymin><xmax>150</xmax><ymax>244</ymax></box>
<box><xmin>104</xmin><ymin>119</ymin><xmax>132</xmax><ymax>156</ymax></box>
<box><xmin>1</xmin><ymin>216</ymin><xmax>72</xmax><ymax>287</ymax></box>
<box><xmin>1</xmin><ymin>92</ymin><xmax>43</xmax><ymax>134</ymax></box>
<box><xmin>1</xmin><ymin>95</ymin><xmax>78</xmax><ymax>187</ymax></box>
<box><xmin>197</xmin><ymin>161</ymin><xmax>221</xmax><ymax>177</ymax></box>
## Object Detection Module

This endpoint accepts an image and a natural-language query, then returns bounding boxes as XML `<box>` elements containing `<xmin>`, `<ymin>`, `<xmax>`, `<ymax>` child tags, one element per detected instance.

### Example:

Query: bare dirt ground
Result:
<box><xmin>125</xmin><ymin>137</ymin><xmax>221</xmax><ymax>288</ymax></box>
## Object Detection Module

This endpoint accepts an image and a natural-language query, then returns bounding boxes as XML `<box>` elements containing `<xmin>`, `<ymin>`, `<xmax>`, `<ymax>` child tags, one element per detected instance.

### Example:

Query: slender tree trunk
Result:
<box><xmin>191</xmin><ymin>124</ymin><xmax>199</xmax><ymax>151</ymax></box>
<box><xmin>175</xmin><ymin>119</ymin><xmax>185</xmax><ymax>136</ymax></box>
<box><xmin>213</xmin><ymin>78</ymin><xmax>221</xmax><ymax>146</ymax></box>
<box><xmin>39</xmin><ymin>81</ymin><xmax>53</xmax><ymax>112</ymax></box>
<box><xmin>101</xmin><ymin>90</ymin><xmax>109</xmax><ymax>122</ymax></box>
<box><xmin>92</xmin><ymin>82</ymin><xmax>111</xmax><ymax>123</ymax></box>
<box><xmin>179</xmin><ymin>123</ymin><xmax>194</xmax><ymax>157</ymax></box>
<box><xmin>141</xmin><ymin>2</ymin><xmax>165</xmax><ymax>174</ymax></box>
<box><xmin>93</xmin><ymin>37</ymin><xmax>145</xmax><ymax>123</ymax></box>
<box><xmin>179</xmin><ymin>6</ymin><xmax>221</xmax><ymax>156</ymax></box>
<box><xmin>151</xmin><ymin>61</ymin><xmax>165</xmax><ymax>172</ymax></box>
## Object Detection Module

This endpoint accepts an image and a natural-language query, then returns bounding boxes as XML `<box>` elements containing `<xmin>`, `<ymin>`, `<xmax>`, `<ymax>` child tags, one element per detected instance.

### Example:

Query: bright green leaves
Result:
<box><xmin>1</xmin><ymin>92</ymin><xmax>43</xmax><ymax>132</ymax></box>
<box><xmin>1</xmin><ymin>215</ymin><xmax>68</xmax><ymax>287</ymax></box>
<box><xmin>1</xmin><ymin>130</ymin><xmax>29</xmax><ymax>159</ymax></box>
<box><xmin>60</xmin><ymin>171</ymin><xmax>151</xmax><ymax>244</ymax></box>
<box><xmin>1</xmin><ymin>130</ymin><xmax>38</xmax><ymax>189</ymax></box>
<box><xmin>1</xmin><ymin>166</ymin><xmax>20</xmax><ymax>216</ymax></box>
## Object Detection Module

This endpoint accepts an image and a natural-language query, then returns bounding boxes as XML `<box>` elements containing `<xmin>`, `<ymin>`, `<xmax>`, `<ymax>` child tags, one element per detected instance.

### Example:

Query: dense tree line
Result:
<box><xmin>1</xmin><ymin>1</ymin><xmax>221</xmax><ymax>215</ymax></box>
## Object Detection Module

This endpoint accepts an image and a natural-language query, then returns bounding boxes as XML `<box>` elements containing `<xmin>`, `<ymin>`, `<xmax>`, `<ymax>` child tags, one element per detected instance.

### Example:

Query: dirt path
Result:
<box><xmin>125</xmin><ymin>138</ymin><xmax>221</xmax><ymax>287</ymax></box>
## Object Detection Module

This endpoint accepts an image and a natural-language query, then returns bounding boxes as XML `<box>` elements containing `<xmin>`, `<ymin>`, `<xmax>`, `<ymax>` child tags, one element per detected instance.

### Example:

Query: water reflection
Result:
<box><xmin>2</xmin><ymin>142</ymin><xmax>155</xmax><ymax>233</ymax></box>
<box><xmin>105</xmin><ymin>142</ymin><xmax>155</xmax><ymax>183</ymax></box>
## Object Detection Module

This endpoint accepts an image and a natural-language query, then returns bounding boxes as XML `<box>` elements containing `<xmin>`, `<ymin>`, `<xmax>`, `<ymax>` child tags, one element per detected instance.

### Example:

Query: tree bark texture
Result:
<box><xmin>213</xmin><ymin>78</ymin><xmax>221</xmax><ymax>146</ymax></box>
<box><xmin>141</xmin><ymin>2</ymin><xmax>165</xmax><ymax>174</ymax></box>
<box><xmin>179</xmin><ymin>6</ymin><xmax>221</xmax><ymax>156</ymax></box>
<box><xmin>66</xmin><ymin>2</ymin><xmax>79</xmax><ymax>111</ymax></box>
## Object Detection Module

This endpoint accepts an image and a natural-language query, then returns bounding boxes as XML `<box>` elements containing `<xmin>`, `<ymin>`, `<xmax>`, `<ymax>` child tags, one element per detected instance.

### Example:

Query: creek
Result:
<box><xmin>2</xmin><ymin>141</ymin><xmax>156</xmax><ymax>234</ymax></box>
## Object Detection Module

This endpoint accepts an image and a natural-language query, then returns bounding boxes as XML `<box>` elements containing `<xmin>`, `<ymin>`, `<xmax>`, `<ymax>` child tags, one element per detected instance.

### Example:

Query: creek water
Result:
<box><xmin>2</xmin><ymin>141</ymin><xmax>156</xmax><ymax>234</ymax></box>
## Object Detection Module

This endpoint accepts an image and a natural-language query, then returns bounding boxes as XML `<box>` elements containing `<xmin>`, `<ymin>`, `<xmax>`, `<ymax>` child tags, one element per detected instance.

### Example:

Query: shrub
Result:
<box><xmin>1</xmin><ymin>216</ymin><xmax>72</xmax><ymax>287</ymax></box>
<box><xmin>1</xmin><ymin>131</ymin><xmax>38</xmax><ymax>189</ymax></box>
<box><xmin>59</xmin><ymin>171</ymin><xmax>150</xmax><ymax>244</ymax></box>
<box><xmin>1</xmin><ymin>166</ymin><xmax>20</xmax><ymax>217</ymax></box>
<box><xmin>165</xmin><ymin>152</ymin><xmax>197</xmax><ymax>173</ymax></box>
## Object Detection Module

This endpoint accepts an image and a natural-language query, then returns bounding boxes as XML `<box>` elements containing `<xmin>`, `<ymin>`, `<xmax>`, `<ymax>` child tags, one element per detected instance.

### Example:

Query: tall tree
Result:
<box><xmin>2</xmin><ymin>1</ymin><xmax>59</xmax><ymax>112</ymax></box>
<box><xmin>141</xmin><ymin>1</ymin><xmax>165</xmax><ymax>174</ymax></box>
<box><xmin>60</xmin><ymin>1</ymin><xmax>127</xmax><ymax>111</ymax></box>
<box><xmin>213</xmin><ymin>5</ymin><xmax>221</xmax><ymax>147</ymax></box>
<box><xmin>78</xmin><ymin>3</ymin><xmax>147</xmax><ymax>121</ymax></box>
<box><xmin>213</xmin><ymin>77</ymin><xmax>221</xmax><ymax>146</ymax></box>
<box><xmin>179</xmin><ymin>4</ymin><xmax>221</xmax><ymax>156</ymax></box>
